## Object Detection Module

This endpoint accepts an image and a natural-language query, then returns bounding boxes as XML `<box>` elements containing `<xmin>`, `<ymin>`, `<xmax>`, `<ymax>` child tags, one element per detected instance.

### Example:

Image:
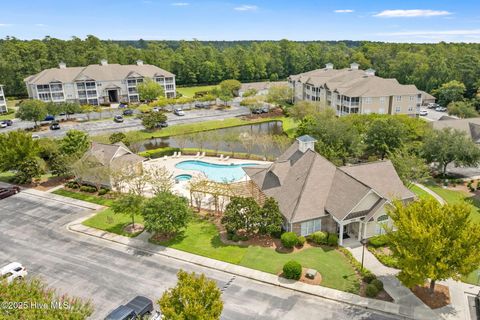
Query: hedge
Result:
<box><xmin>371</xmin><ymin>279</ymin><xmax>384</xmax><ymax>291</ymax></box>
<box><xmin>365</xmin><ymin>283</ymin><xmax>379</xmax><ymax>297</ymax></box>
<box><xmin>281</xmin><ymin>232</ymin><xmax>298</xmax><ymax>248</ymax></box>
<box><xmin>308</xmin><ymin>231</ymin><xmax>328</xmax><ymax>245</ymax></box>
<box><xmin>283</xmin><ymin>260</ymin><xmax>302</xmax><ymax>280</ymax></box>
<box><xmin>327</xmin><ymin>233</ymin><xmax>338</xmax><ymax>246</ymax></box>
<box><xmin>368</xmin><ymin>235</ymin><xmax>389</xmax><ymax>248</ymax></box>
<box><xmin>297</xmin><ymin>236</ymin><xmax>306</xmax><ymax>247</ymax></box>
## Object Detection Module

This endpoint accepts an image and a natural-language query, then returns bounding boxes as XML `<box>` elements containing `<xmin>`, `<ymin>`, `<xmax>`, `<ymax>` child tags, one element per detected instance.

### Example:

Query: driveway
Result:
<box><xmin>1</xmin><ymin>104</ymin><xmax>251</xmax><ymax>139</ymax></box>
<box><xmin>0</xmin><ymin>191</ymin><xmax>398</xmax><ymax>320</ymax></box>
<box><xmin>419</xmin><ymin>108</ymin><xmax>452</xmax><ymax>122</ymax></box>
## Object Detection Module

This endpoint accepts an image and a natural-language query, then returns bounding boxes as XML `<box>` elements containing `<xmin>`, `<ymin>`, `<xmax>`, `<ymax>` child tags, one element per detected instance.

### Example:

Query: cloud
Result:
<box><xmin>171</xmin><ymin>2</ymin><xmax>189</xmax><ymax>6</ymax></box>
<box><xmin>234</xmin><ymin>5</ymin><xmax>258</xmax><ymax>11</ymax></box>
<box><xmin>374</xmin><ymin>9</ymin><xmax>452</xmax><ymax>18</ymax></box>
<box><xmin>377</xmin><ymin>29</ymin><xmax>480</xmax><ymax>37</ymax></box>
<box><xmin>334</xmin><ymin>9</ymin><xmax>354</xmax><ymax>13</ymax></box>
<box><xmin>35</xmin><ymin>23</ymin><xmax>46</xmax><ymax>27</ymax></box>
<box><xmin>0</xmin><ymin>23</ymin><xmax>12</xmax><ymax>27</ymax></box>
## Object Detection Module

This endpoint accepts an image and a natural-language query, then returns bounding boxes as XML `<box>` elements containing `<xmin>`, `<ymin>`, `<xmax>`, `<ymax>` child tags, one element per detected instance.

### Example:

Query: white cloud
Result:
<box><xmin>374</xmin><ymin>9</ymin><xmax>452</xmax><ymax>18</ymax></box>
<box><xmin>171</xmin><ymin>2</ymin><xmax>189</xmax><ymax>6</ymax></box>
<box><xmin>377</xmin><ymin>29</ymin><xmax>480</xmax><ymax>37</ymax></box>
<box><xmin>334</xmin><ymin>9</ymin><xmax>354</xmax><ymax>13</ymax></box>
<box><xmin>234</xmin><ymin>5</ymin><xmax>258</xmax><ymax>12</ymax></box>
<box><xmin>0</xmin><ymin>23</ymin><xmax>12</xmax><ymax>27</ymax></box>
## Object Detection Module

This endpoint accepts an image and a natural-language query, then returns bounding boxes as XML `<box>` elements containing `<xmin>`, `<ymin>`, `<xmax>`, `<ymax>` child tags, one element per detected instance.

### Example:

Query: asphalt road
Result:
<box><xmin>0</xmin><ymin>104</ymin><xmax>251</xmax><ymax>139</ymax></box>
<box><xmin>0</xmin><ymin>191</ymin><xmax>400</xmax><ymax>320</ymax></box>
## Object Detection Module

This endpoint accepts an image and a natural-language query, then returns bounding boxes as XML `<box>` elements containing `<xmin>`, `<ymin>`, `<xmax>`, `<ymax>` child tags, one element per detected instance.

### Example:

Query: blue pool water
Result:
<box><xmin>175</xmin><ymin>174</ymin><xmax>192</xmax><ymax>182</ymax></box>
<box><xmin>175</xmin><ymin>160</ymin><xmax>259</xmax><ymax>182</ymax></box>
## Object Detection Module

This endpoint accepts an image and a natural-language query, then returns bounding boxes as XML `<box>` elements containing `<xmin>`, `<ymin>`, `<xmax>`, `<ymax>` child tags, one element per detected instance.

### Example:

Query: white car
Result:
<box><xmin>435</xmin><ymin>106</ymin><xmax>447</xmax><ymax>112</ymax></box>
<box><xmin>419</xmin><ymin>110</ymin><xmax>428</xmax><ymax>116</ymax></box>
<box><xmin>173</xmin><ymin>108</ymin><xmax>185</xmax><ymax>116</ymax></box>
<box><xmin>1</xmin><ymin>262</ymin><xmax>27</xmax><ymax>284</ymax></box>
<box><xmin>0</xmin><ymin>121</ymin><xmax>7</xmax><ymax>128</ymax></box>
<box><xmin>152</xmin><ymin>107</ymin><xmax>161</xmax><ymax>112</ymax></box>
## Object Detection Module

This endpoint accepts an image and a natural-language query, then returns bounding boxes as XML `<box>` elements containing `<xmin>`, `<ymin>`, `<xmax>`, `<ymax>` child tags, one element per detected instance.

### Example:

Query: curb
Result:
<box><xmin>67</xmin><ymin>218</ymin><xmax>428</xmax><ymax>320</ymax></box>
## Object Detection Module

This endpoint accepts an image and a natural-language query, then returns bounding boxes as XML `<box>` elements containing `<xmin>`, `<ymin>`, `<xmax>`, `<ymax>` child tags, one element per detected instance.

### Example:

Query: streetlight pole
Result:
<box><xmin>360</xmin><ymin>238</ymin><xmax>367</xmax><ymax>272</ymax></box>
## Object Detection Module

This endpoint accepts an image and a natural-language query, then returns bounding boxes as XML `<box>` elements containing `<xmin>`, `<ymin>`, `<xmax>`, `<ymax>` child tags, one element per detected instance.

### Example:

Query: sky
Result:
<box><xmin>0</xmin><ymin>0</ymin><xmax>479</xmax><ymax>42</ymax></box>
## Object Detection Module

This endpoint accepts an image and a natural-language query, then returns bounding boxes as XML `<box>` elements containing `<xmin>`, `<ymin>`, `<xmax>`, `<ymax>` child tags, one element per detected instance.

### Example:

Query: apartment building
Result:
<box><xmin>24</xmin><ymin>60</ymin><xmax>176</xmax><ymax>105</ymax></box>
<box><xmin>288</xmin><ymin>63</ymin><xmax>423</xmax><ymax>117</ymax></box>
<box><xmin>0</xmin><ymin>85</ymin><xmax>7</xmax><ymax>113</ymax></box>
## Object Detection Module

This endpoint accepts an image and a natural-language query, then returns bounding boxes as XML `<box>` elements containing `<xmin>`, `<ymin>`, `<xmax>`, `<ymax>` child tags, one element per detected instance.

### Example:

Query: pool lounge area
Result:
<box><xmin>143</xmin><ymin>155</ymin><xmax>271</xmax><ymax>197</ymax></box>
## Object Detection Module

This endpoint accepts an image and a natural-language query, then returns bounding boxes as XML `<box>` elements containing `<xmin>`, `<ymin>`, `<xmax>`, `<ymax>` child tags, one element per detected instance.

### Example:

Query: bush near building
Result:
<box><xmin>283</xmin><ymin>260</ymin><xmax>302</xmax><ymax>280</ymax></box>
<box><xmin>281</xmin><ymin>232</ymin><xmax>298</xmax><ymax>248</ymax></box>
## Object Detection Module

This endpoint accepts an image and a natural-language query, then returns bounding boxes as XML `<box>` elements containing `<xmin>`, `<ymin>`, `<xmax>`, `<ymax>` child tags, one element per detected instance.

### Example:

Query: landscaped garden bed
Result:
<box><xmin>53</xmin><ymin>186</ymin><xmax>115</xmax><ymax>206</ymax></box>
<box><xmin>83</xmin><ymin>208</ymin><xmax>144</xmax><ymax>238</ymax></box>
<box><xmin>411</xmin><ymin>283</ymin><xmax>451</xmax><ymax>309</ymax></box>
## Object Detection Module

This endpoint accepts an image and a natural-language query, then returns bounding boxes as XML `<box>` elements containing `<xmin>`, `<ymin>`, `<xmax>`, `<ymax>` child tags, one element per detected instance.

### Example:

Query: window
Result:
<box><xmin>300</xmin><ymin>219</ymin><xmax>321</xmax><ymax>236</ymax></box>
<box><xmin>408</xmin><ymin>106</ymin><xmax>414</xmax><ymax>112</ymax></box>
<box><xmin>395</xmin><ymin>106</ymin><xmax>401</xmax><ymax>113</ymax></box>
<box><xmin>410</xmin><ymin>96</ymin><xmax>415</xmax><ymax>101</ymax></box>
<box><xmin>395</xmin><ymin>96</ymin><xmax>402</xmax><ymax>102</ymax></box>
<box><xmin>379</xmin><ymin>97</ymin><xmax>386</xmax><ymax>104</ymax></box>
<box><xmin>364</xmin><ymin>97</ymin><xmax>372</xmax><ymax>104</ymax></box>
<box><xmin>375</xmin><ymin>215</ymin><xmax>389</xmax><ymax>235</ymax></box>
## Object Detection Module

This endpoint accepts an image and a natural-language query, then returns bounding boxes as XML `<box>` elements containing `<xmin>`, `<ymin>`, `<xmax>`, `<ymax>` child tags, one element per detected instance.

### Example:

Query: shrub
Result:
<box><xmin>297</xmin><ymin>236</ymin><xmax>306</xmax><ymax>247</ymax></box>
<box><xmin>231</xmin><ymin>234</ymin><xmax>241</xmax><ymax>242</ymax></box>
<box><xmin>368</xmin><ymin>235</ymin><xmax>389</xmax><ymax>248</ymax></box>
<box><xmin>371</xmin><ymin>279</ymin><xmax>384</xmax><ymax>291</ymax></box>
<box><xmin>327</xmin><ymin>233</ymin><xmax>338</xmax><ymax>246</ymax></box>
<box><xmin>283</xmin><ymin>260</ymin><xmax>302</xmax><ymax>280</ymax></box>
<box><xmin>362</xmin><ymin>272</ymin><xmax>377</xmax><ymax>284</ymax></box>
<box><xmin>227</xmin><ymin>230</ymin><xmax>235</xmax><ymax>241</ymax></box>
<box><xmin>80</xmin><ymin>185</ymin><xmax>97</xmax><ymax>193</ymax></box>
<box><xmin>281</xmin><ymin>232</ymin><xmax>298</xmax><ymax>248</ymax></box>
<box><xmin>138</xmin><ymin>147</ymin><xmax>181</xmax><ymax>159</ymax></box>
<box><xmin>308</xmin><ymin>231</ymin><xmax>328</xmax><ymax>244</ymax></box>
<box><xmin>98</xmin><ymin>188</ymin><xmax>109</xmax><ymax>196</ymax></box>
<box><xmin>65</xmin><ymin>181</ymin><xmax>79</xmax><ymax>189</ymax></box>
<box><xmin>365</xmin><ymin>283</ymin><xmax>379</xmax><ymax>298</ymax></box>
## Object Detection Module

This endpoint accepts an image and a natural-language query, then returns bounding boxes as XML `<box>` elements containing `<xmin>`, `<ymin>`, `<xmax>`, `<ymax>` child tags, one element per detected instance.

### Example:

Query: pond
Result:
<box><xmin>134</xmin><ymin>121</ymin><xmax>286</xmax><ymax>157</ymax></box>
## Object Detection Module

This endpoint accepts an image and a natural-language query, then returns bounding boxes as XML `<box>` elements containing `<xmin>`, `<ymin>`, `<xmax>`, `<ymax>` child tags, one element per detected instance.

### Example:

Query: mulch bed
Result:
<box><xmin>411</xmin><ymin>283</ymin><xmax>450</xmax><ymax>309</ymax></box>
<box><xmin>124</xmin><ymin>223</ymin><xmax>144</xmax><ymax>234</ymax></box>
<box><xmin>150</xmin><ymin>232</ymin><xmax>176</xmax><ymax>243</ymax></box>
<box><xmin>278</xmin><ymin>268</ymin><xmax>322</xmax><ymax>285</ymax></box>
<box><xmin>359</xmin><ymin>282</ymin><xmax>394</xmax><ymax>302</ymax></box>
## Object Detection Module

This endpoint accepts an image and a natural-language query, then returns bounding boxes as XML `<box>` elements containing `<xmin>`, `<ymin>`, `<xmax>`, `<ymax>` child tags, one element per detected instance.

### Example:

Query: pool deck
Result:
<box><xmin>143</xmin><ymin>155</ymin><xmax>271</xmax><ymax>197</ymax></box>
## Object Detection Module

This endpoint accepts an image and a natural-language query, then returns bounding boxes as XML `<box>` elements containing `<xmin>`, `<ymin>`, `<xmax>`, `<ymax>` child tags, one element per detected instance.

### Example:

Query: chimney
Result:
<box><xmin>100</xmin><ymin>59</ymin><xmax>108</xmax><ymax>66</ymax></box>
<box><xmin>350</xmin><ymin>62</ymin><xmax>359</xmax><ymax>70</ymax></box>
<box><xmin>136</xmin><ymin>60</ymin><xmax>144</xmax><ymax>66</ymax></box>
<box><xmin>58</xmin><ymin>62</ymin><xmax>66</xmax><ymax>69</ymax></box>
<box><xmin>365</xmin><ymin>68</ymin><xmax>376</xmax><ymax>77</ymax></box>
<box><xmin>296</xmin><ymin>135</ymin><xmax>317</xmax><ymax>153</ymax></box>
<box><xmin>325</xmin><ymin>63</ymin><xmax>334</xmax><ymax>70</ymax></box>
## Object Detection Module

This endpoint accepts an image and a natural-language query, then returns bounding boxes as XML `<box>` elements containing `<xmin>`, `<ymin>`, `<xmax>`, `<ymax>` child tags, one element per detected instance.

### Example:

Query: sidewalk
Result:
<box><xmin>414</xmin><ymin>183</ymin><xmax>446</xmax><ymax>205</ymax></box>
<box><xmin>68</xmin><ymin>217</ymin><xmax>435</xmax><ymax>320</ymax></box>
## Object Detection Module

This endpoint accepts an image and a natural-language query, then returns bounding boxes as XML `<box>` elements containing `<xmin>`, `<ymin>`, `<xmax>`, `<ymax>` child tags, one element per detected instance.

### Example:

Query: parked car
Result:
<box><xmin>2</xmin><ymin>119</ymin><xmax>12</xmax><ymax>126</ymax></box>
<box><xmin>114</xmin><ymin>115</ymin><xmax>124</xmax><ymax>123</ymax></box>
<box><xmin>122</xmin><ymin>109</ymin><xmax>134</xmax><ymax>116</ymax></box>
<box><xmin>32</xmin><ymin>134</ymin><xmax>40</xmax><ymax>140</ymax></box>
<box><xmin>419</xmin><ymin>110</ymin><xmax>428</xmax><ymax>116</ymax></box>
<box><xmin>44</xmin><ymin>115</ymin><xmax>55</xmax><ymax>121</ymax></box>
<box><xmin>0</xmin><ymin>262</ymin><xmax>27</xmax><ymax>284</ymax></box>
<box><xmin>152</xmin><ymin>107</ymin><xmax>161</xmax><ymax>113</ymax></box>
<box><xmin>118</xmin><ymin>103</ymin><xmax>128</xmax><ymax>109</ymax></box>
<box><xmin>104</xmin><ymin>296</ymin><xmax>153</xmax><ymax>320</ymax></box>
<box><xmin>0</xmin><ymin>186</ymin><xmax>20</xmax><ymax>199</ymax></box>
<box><xmin>173</xmin><ymin>108</ymin><xmax>185</xmax><ymax>116</ymax></box>
<box><xmin>261</xmin><ymin>106</ymin><xmax>269</xmax><ymax>113</ymax></box>
<box><xmin>435</xmin><ymin>106</ymin><xmax>447</xmax><ymax>112</ymax></box>
<box><xmin>155</xmin><ymin>121</ymin><xmax>168</xmax><ymax>128</ymax></box>
<box><xmin>50</xmin><ymin>121</ymin><xmax>61</xmax><ymax>130</ymax></box>
<box><xmin>427</xmin><ymin>103</ymin><xmax>439</xmax><ymax>109</ymax></box>
<box><xmin>251</xmin><ymin>108</ymin><xmax>263</xmax><ymax>114</ymax></box>
<box><xmin>0</xmin><ymin>121</ymin><xmax>7</xmax><ymax>128</ymax></box>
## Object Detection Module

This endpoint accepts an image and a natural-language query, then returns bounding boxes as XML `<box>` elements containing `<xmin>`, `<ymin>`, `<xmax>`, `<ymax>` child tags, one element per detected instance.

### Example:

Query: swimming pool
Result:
<box><xmin>175</xmin><ymin>160</ymin><xmax>259</xmax><ymax>182</ymax></box>
<box><xmin>175</xmin><ymin>174</ymin><xmax>192</xmax><ymax>182</ymax></box>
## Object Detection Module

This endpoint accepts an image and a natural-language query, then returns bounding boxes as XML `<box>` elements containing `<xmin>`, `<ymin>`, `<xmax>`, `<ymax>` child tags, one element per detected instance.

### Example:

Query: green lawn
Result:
<box><xmin>177</xmin><ymin>85</ymin><xmax>218</xmax><ymax>98</ymax></box>
<box><xmin>83</xmin><ymin>208</ymin><xmax>144</xmax><ymax>237</ymax></box>
<box><xmin>52</xmin><ymin>188</ymin><xmax>115</xmax><ymax>206</ymax></box>
<box><xmin>0</xmin><ymin>171</ymin><xmax>15</xmax><ymax>183</ymax></box>
<box><xmin>93</xmin><ymin>116</ymin><xmax>294</xmax><ymax>144</ymax></box>
<box><xmin>154</xmin><ymin>217</ymin><xmax>359</xmax><ymax>293</ymax></box>
<box><xmin>0</xmin><ymin>112</ymin><xmax>15</xmax><ymax>120</ymax></box>
<box><xmin>409</xmin><ymin>185</ymin><xmax>435</xmax><ymax>201</ymax></box>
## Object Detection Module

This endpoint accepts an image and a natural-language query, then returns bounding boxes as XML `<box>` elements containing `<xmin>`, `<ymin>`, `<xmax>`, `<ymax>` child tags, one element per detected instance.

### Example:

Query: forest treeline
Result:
<box><xmin>1</xmin><ymin>36</ymin><xmax>479</xmax><ymax>97</ymax></box>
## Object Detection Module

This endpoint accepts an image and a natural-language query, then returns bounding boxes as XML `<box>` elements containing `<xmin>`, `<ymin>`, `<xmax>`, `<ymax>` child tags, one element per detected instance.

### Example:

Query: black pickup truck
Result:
<box><xmin>104</xmin><ymin>296</ymin><xmax>154</xmax><ymax>320</ymax></box>
<box><xmin>0</xmin><ymin>187</ymin><xmax>20</xmax><ymax>200</ymax></box>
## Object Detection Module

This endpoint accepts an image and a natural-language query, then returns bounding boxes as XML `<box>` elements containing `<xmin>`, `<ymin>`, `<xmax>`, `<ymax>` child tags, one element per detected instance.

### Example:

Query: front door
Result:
<box><xmin>108</xmin><ymin>89</ymin><xmax>119</xmax><ymax>103</ymax></box>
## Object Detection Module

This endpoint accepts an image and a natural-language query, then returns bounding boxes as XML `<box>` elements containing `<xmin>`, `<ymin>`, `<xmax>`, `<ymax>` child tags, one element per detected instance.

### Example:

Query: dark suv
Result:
<box><xmin>0</xmin><ymin>187</ymin><xmax>20</xmax><ymax>199</ymax></box>
<box><xmin>104</xmin><ymin>296</ymin><xmax>153</xmax><ymax>320</ymax></box>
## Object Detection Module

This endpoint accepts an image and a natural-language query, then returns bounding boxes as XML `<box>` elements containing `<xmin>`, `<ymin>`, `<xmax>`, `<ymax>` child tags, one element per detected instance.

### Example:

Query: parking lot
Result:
<box><xmin>0</xmin><ymin>190</ymin><xmax>398</xmax><ymax>319</ymax></box>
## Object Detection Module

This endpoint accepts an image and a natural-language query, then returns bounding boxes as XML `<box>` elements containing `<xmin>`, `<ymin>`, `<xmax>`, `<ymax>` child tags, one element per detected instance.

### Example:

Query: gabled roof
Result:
<box><xmin>85</xmin><ymin>142</ymin><xmax>145</xmax><ymax>168</ymax></box>
<box><xmin>432</xmin><ymin>117</ymin><xmax>480</xmax><ymax>143</ymax></box>
<box><xmin>25</xmin><ymin>63</ymin><xmax>174</xmax><ymax>85</ymax></box>
<box><xmin>244</xmin><ymin>141</ymin><xmax>414</xmax><ymax>223</ymax></box>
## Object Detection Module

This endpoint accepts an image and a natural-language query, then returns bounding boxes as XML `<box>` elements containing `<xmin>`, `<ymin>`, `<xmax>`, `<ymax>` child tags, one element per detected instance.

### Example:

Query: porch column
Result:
<box><xmin>357</xmin><ymin>222</ymin><xmax>362</xmax><ymax>241</ymax></box>
<box><xmin>339</xmin><ymin>223</ymin><xmax>344</xmax><ymax>246</ymax></box>
<box><xmin>363</xmin><ymin>220</ymin><xmax>368</xmax><ymax>239</ymax></box>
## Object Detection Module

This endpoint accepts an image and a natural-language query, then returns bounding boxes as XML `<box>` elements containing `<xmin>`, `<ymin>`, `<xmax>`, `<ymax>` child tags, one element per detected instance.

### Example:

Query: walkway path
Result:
<box><xmin>414</xmin><ymin>183</ymin><xmax>446</xmax><ymax>205</ymax></box>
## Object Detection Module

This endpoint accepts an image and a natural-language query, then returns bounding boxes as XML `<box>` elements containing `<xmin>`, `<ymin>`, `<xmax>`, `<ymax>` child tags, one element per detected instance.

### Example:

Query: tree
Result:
<box><xmin>145</xmin><ymin>166</ymin><xmax>174</xmax><ymax>194</ymax></box>
<box><xmin>219</xmin><ymin>79</ymin><xmax>241</xmax><ymax>96</ymax></box>
<box><xmin>221</xmin><ymin>197</ymin><xmax>260</xmax><ymax>234</ymax></box>
<box><xmin>137</xmin><ymin>78</ymin><xmax>165</xmax><ymax>101</ymax></box>
<box><xmin>60</xmin><ymin>129</ymin><xmax>90</xmax><ymax>157</ymax></box>
<box><xmin>111</xmin><ymin>193</ymin><xmax>144</xmax><ymax>230</ymax></box>
<box><xmin>389</xmin><ymin>148</ymin><xmax>430</xmax><ymax>187</ymax></box>
<box><xmin>159</xmin><ymin>270</ymin><xmax>223</xmax><ymax>320</ymax></box>
<box><xmin>14</xmin><ymin>157</ymin><xmax>45</xmax><ymax>184</ymax></box>
<box><xmin>422</xmin><ymin>128</ymin><xmax>480</xmax><ymax>175</ymax></box>
<box><xmin>141</xmin><ymin>112</ymin><xmax>167</xmax><ymax>130</ymax></box>
<box><xmin>387</xmin><ymin>199</ymin><xmax>480</xmax><ymax>293</ymax></box>
<box><xmin>433</xmin><ymin>80</ymin><xmax>466</xmax><ymax>107</ymax></box>
<box><xmin>0</xmin><ymin>131</ymin><xmax>40</xmax><ymax>172</ymax></box>
<box><xmin>109</xmin><ymin>132</ymin><xmax>129</xmax><ymax>146</ymax></box>
<box><xmin>447</xmin><ymin>101</ymin><xmax>478</xmax><ymax>118</ymax></box>
<box><xmin>258</xmin><ymin>197</ymin><xmax>283</xmax><ymax>235</ymax></box>
<box><xmin>16</xmin><ymin>100</ymin><xmax>47</xmax><ymax>126</ymax></box>
<box><xmin>142</xmin><ymin>192</ymin><xmax>192</xmax><ymax>235</ymax></box>
<box><xmin>60</xmin><ymin>102</ymin><xmax>81</xmax><ymax>119</ymax></box>
<box><xmin>365</xmin><ymin>117</ymin><xmax>406</xmax><ymax>159</ymax></box>
<box><xmin>215</xmin><ymin>86</ymin><xmax>233</xmax><ymax>106</ymax></box>
<box><xmin>266</xmin><ymin>85</ymin><xmax>293</xmax><ymax>106</ymax></box>
<box><xmin>81</xmin><ymin>104</ymin><xmax>95</xmax><ymax>121</ymax></box>
<box><xmin>0</xmin><ymin>277</ymin><xmax>93</xmax><ymax>319</ymax></box>
<box><xmin>289</xmin><ymin>100</ymin><xmax>319</xmax><ymax>121</ymax></box>
<box><xmin>45</xmin><ymin>102</ymin><xmax>62</xmax><ymax>116</ymax></box>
